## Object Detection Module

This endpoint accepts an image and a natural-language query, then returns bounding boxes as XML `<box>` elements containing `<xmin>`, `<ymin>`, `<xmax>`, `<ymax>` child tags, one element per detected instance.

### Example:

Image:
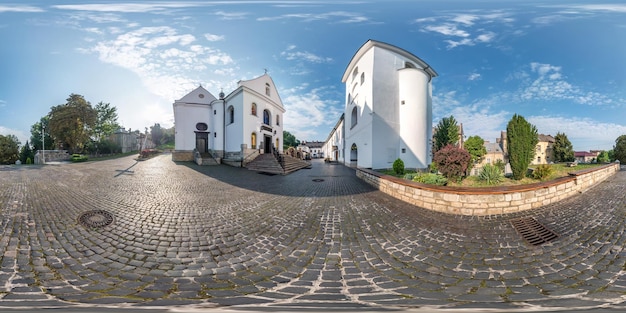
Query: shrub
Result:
<box><xmin>478</xmin><ymin>164</ymin><xmax>503</xmax><ymax>185</ymax></box>
<box><xmin>493</xmin><ymin>159</ymin><xmax>506</xmax><ymax>172</ymax></box>
<box><xmin>532</xmin><ymin>164</ymin><xmax>554</xmax><ymax>180</ymax></box>
<box><xmin>26</xmin><ymin>157</ymin><xmax>32</xmax><ymax>164</ymax></box>
<box><xmin>428</xmin><ymin>162</ymin><xmax>438</xmax><ymax>173</ymax></box>
<box><xmin>393</xmin><ymin>158</ymin><xmax>405</xmax><ymax>175</ymax></box>
<box><xmin>403</xmin><ymin>173</ymin><xmax>416</xmax><ymax>180</ymax></box>
<box><xmin>433</xmin><ymin>144</ymin><xmax>471</xmax><ymax>181</ymax></box>
<box><xmin>70</xmin><ymin>154</ymin><xmax>88</xmax><ymax>162</ymax></box>
<box><xmin>412</xmin><ymin>173</ymin><xmax>447</xmax><ymax>186</ymax></box>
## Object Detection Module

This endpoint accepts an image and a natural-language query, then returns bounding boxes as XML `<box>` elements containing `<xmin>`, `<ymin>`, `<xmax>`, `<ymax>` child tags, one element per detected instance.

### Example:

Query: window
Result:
<box><xmin>227</xmin><ymin>106</ymin><xmax>234</xmax><ymax>124</ymax></box>
<box><xmin>195</xmin><ymin>123</ymin><xmax>208</xmax><ymax>131</ymax></box>
<box><xmin>251</xmin><ymin>103</ymin><xmax>257</xmax><ymax>116</ymax></box>
<box><xmin>251</xmin><ymin>133</ymin><xmax>257</xmax><ymax>149</ymax></box>
<box><xmin>352</xmin><ymin>67</ymin><xmax>358</xmax><ymax>80</ymax></box>
<box><xmin>351</xmin><ymin>106</ymin><xmax>358</xmax><ymax>129</ymax></box>
<box><xmin>263</xmin><ymin>110</ymin><xmax>271</xmax><ymax>125</ymax></box>
<box><xmin>360</xmin><ymin>72</ymin><xmax>365</xmax><ymax>85</ymax></box>
<box><xmin>401</xmin><ymin>148</ymin><xmax>406</xmax><ymax>153</ymax></box>
<box><xmin>405</xmin><ymin>62</ymin><xmax>416</xmax><ymax>68</ymax></box>
<box><xmin>265</xmin><ymin>83</ymin><xmax>270</xmax><ymax>96</ymax></box>
<box><xmin>276</xmin><ymin>115</ymin><xmax>280</xmax><ymax>126</ymax></box>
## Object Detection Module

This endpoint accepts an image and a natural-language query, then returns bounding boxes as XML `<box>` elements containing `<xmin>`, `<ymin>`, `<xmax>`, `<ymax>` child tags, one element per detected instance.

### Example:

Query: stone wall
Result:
<box><xmin>172</xmin><ymin>150</ymin><xmax>194</xmax><ymax>162</ymax></box>
<box><xmin>34</xmin><ymin>150</ymin><xmax>70</xmax><ymax>164</ymax></box>
<box><xmin>357</xmin><ymin>163</ymin><xmax>621</xmax><ymax>216</ymax></box>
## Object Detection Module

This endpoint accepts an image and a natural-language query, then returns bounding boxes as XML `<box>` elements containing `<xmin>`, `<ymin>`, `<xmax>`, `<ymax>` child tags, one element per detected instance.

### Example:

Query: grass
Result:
<box><xmin>379</xmin><ymin>163</ymin><xmax>606</xmax><ymax>187</ymax></box>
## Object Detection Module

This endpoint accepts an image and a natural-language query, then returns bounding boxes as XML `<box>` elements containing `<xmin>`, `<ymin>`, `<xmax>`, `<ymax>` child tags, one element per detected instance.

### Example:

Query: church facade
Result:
<box><xmin>323</xmin><ymin>40</ymin><xmax>437</xmax><ymax>170</ymax></box>
<box><xmin>172</xmin><ymin>74</ymin><xmax>285</xmax><ymax>163</ymax></box>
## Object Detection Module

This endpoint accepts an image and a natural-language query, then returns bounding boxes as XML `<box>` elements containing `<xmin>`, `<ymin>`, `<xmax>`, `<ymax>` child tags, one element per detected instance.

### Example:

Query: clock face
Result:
<box><xmin>199</xmin><ymin>93</ymin><xmax>205</xmax><ymax>98</ymax></box>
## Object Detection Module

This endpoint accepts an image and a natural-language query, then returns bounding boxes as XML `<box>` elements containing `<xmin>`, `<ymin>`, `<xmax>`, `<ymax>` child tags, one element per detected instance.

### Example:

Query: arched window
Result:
<box><xmin>251</xmin><ymin>132</ymin><xmax>257</xmax><ymax>149</ymax></box>
<box><xmin>263</xmin><ymin>110</ymin><xmax>271</xmax><ymax>125</ymax></box>
<box><xmin>360</xmin><ymin>72</ymin><xmax>365</xmax><ymax>85</ymax></box>
<box><xmin>276</xmin><ymin>115</ymin><xmax>280</xmax><ymax>126</ymax></box>
<box><xmin>251</xmin><ymin>103</ymin><xmax>257</xmax><ymax>116</ymax></box>
<box><xmin>405</xmin><ymin>62</ymin><xmax>416</xmax><ymax>68</ymax></box>
<box><xmin>228</xmin><ymin>106</ymin><xmax>234</xmax><ymax>124</ymax></box>
<box><xmin>352</xmin><ymin>66</ymin><xmax>358</xmax><ymax>80</ymax></box>
<box><xmin>276</xmin><ymin>138</ymin><xmax>279</xmax><ymax>151</ymax></box>
<box><xmin>265</xmin><ymin>83</ymin><xmax>271</xmax><ymax>96</ymax></box>
<box><xmin>351</xmin><ymin>106</ymin><xmax>358</xmax><ymax>129</ymax></box>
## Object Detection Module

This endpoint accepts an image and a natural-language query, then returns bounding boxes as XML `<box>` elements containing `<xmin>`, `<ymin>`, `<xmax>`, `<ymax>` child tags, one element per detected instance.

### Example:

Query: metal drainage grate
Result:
<box><xmin>312</xmin><ymin>178</ymin><xmax>325</xmax><ymax>182</ymax></box>
<box><xmin>511</xmin><ymin>217</ymin><xmax>558</xmax><ymax>246</ymax></box>
<box><xmin>78</xmin><ymin>210</ymin><xmax>115</xmax><ymax>229</ymax></box>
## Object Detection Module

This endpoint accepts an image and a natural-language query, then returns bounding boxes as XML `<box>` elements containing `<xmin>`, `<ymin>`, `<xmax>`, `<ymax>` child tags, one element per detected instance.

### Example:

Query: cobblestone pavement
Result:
<box><xmin>0</xmin><ymin>154</ymin><xmax>625</xmax><ymax>311</ymax></box>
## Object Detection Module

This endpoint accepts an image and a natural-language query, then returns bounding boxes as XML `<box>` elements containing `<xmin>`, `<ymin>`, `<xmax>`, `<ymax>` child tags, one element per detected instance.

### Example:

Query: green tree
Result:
<box><xmin>48</xmin><ymin>94</ymin><xmax>97</xmax><ymax>154</ymax></box>
<box><xmin>596</xmin><ymin>150</ymin><xmax>610</xmax><ymax>163</ymax></box>
<box><xmin>434</xmin><ymin>115</ymin><xmax>459</xmax><ymax>152</ymax></box>
<box><xmin>608</xmin><ymin>149</ymin><xmax>615</xmax><ymax>162</ymax></box>
<box><xmin>19</xmin><ymin>140</ymin><xmax>35</xmax><ymax>164</ymax></box>
<box><xmin>0</xmin><ymin>134</ymin><xmax>20</xmax><ymax>164</ymax></box>
<box><xmin>506</xmin><ymin>114</ymin><xmax>538</xmax><ymax>180</ymax></box>
<box><xmin>30</xmin><ymin>116</ymin><xmax>54</xmax><ymax>151</ymax></box>
<box><xmin>464</xmin><ymin>135</ymin><xmax>486</xmax><ymax>165</ymax></box>
<box><xmin>283</xmin><ymin>130</ymin><xmax>300</xmax><ymax>150</ymax></box>
<box><xmin>150</xmin><ymin>123</ymin><xmax>163</xmax><ymax>146</ymax></box>
<box><xmin>553</xmin><ymin>132</ymin><xmax>575</xmax><ymax>162</ymax></box>
<box><xmin>93</xmin><ymin>101</ymin><xmax>121</xmax><ymax>142</ymax></box>
<box><xmin>614</xmin><ymin>135</ymin><xmax>626</xmax><ymax>164</ymax></box>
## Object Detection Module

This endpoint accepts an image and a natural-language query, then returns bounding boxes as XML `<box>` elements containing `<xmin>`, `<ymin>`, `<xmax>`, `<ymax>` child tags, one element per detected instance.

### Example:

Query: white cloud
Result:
<box><xmin>424</xmin><ymin>24</ymin><xmax>470</xmax><ymax>37</ymax></box>
<box><xmin>82</xmin><ymin>25</ymin><xmax>235</xmax><ymax>109</ymax></box>
<box><xmin>416</xmin><ymin>11</ymin><xmax>513</xmax><ymax>49</ymax></box>
<box><xmin>53</xmin><ymin>3</ymin><xmax>199</xmax><ymax>13</ymax></box>
<box><xmin>258</xmin><ymin>11</ymin><xmax>372</xmax><ymax>24</ymax></box>
<box><xmin>214</xmin><ymin>11</ymin><xmax>249</xmax><ymax>20</ymax></box>
<box><xmin>282</xmin><ymin>86</ymin><xmax>342</xmax><ymax>140</ymax></box>
<box><xmin>0</xmin><ymin>126</ymin><xmax>29</xmax><ymax>146</ymax></box>
<box><xmin>0</xmin><ymin>5</ymin><xmax>43</xmax><ymax>13</ymax></box>
<box><xmin>528</xmin><ymin>116</ymin><xmax>626</xmax><ymax>150</ymax></box>
<box><xmin>468</xmin><ymin>73</ymin><xmax>481</xmax><ymax>81</ymax></box>
<box><xmin>518</xmin><ymin>62</ymin><xmax>616</xmax><ymax>106</ymax></box>
<box><xmin>280</xmin><ymin>45</ymin><xmax>333</xmax><ymax>63</ymax></box>
<box><xmin>204</xmin><ymin>33</ymin><xmax>225</xmax><ymax>41</ymax></box>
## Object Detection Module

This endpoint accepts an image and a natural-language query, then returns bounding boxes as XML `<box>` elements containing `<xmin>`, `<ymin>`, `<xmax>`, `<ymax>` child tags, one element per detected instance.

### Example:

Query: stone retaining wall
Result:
<box><xmin>357</xmin><ymin>163</ymin><xmax>621</xmax><ymax>216</ymax></box>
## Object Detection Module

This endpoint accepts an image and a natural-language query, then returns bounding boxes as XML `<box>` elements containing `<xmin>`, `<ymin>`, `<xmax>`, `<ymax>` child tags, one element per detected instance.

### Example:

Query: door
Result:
<box><xmin>195</xmin><ymin>132</ymin><xmax>209</xmax><ymax>153</ymax></box>
<box><xmin>264</xmin><ymin>135</ymin><xmax>272</xmax><ymax>153</ymax></box>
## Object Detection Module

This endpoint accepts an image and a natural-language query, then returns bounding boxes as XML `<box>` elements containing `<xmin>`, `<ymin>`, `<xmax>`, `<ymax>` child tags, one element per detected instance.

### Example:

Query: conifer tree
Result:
<box><xmin>506</xmin><ymin>114</ymin><xmax>538</xmax><ymax>180</ymax></box>
<box><xmin>553</xmin><ymin>132</ymin><xmax>574</xmax><ymax>162</ymax></box>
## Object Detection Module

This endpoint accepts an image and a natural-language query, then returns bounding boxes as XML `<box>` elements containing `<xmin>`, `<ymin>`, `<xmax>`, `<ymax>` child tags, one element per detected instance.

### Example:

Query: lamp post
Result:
<box><xmin>41</xmin><ymin>123</ymin><xmax>45</xmax><ymax>164</ymax></box>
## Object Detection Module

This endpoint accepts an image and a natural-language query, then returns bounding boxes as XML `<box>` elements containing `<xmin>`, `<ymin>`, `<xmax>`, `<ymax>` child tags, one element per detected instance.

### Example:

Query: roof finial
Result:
<box><xmin>264</xmin><ymin>68</ymin><xmax>268</xmax><ymax>74</ymax></box>
<box><xmin>219</xmin><ymin>88</ymin><xmax>225</xmax><ymax>100</ymax></box>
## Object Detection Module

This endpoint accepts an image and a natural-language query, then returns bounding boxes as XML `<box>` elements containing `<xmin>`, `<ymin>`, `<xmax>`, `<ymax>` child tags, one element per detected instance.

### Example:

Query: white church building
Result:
<box><xmin>323</xmin><ymin>39</ymin><xmax>437</xmax><ymax>170</ymax></box>
<box><xmin>172</xmin><ymin>74</ymin><xmax>285</xmax><ymax>164</ymax></box>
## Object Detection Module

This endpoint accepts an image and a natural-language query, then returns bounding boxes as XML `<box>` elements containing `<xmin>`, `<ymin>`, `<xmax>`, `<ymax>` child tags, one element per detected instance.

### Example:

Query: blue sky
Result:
<box><xmin>0</xmin><ymin>1</ymin><xmax>625</xmax><ymax>151</ymax></box>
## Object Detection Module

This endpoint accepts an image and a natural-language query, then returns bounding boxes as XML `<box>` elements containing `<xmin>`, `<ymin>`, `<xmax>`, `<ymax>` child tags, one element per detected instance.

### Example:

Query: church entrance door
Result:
<box><xmin>195</xmin><ymin>132</ymin><xmax>209</xmax><ymax>153</ymax></box>
<box><xmin>264</xmin><ymin>135</ymin><xmax>272</xmax><ymax>153</ymax></box>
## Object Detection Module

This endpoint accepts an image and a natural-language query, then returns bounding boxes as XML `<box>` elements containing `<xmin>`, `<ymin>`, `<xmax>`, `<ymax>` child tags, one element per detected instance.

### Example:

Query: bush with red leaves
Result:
<box><xmin>433</xmin><ymin>144</ymin><xmax>471</xmax><ymax>181</ymax></box>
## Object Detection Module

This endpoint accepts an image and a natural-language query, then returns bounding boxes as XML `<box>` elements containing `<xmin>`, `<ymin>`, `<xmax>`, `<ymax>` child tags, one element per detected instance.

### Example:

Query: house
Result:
<box><xmin>172</xmin><ymin>73</ymin><xmax>285</xmax><ymax>164</ymax></box>
<box><xmin>327</xmin><ymin>39</ymin><xmax>437</xmax><ymax>170</ymax></box>
<box><xmin>298</xmin><ymin>141</ymin><xmax>324</xmax><ymax>159</ymax></box>
<box><xmin>532</xmin><ymin>134</ymin><xmax>555</xmax><ymax>165</ymax></box>
<box><xmin>322</xmin><ymin>114</ymin><xmax>345</xmax><ymax>162</ymax></box>
<box><xmin>575</xmin><ymin>151</ymin><xmax>599</xmax><ymax>163</ymax></box>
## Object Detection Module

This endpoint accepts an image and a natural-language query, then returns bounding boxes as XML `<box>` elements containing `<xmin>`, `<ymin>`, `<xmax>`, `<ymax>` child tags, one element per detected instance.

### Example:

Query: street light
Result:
<box><xmin>41</xmin><ymin>123</ymin><xmax>45</xmax><ymax>164</ymax></box>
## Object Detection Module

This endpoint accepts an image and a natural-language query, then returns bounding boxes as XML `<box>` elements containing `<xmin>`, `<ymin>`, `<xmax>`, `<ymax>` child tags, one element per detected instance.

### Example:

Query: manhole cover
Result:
<box><xmin>511</xmin><ymin>217</ymin><xmax>558</xmax><ymax>246</ymax></box>
<box><xmin>78</xmin><ymin>210</ymin><xmax>115</xmax><ymax>229</ymax></box>
<box><xmin>312</xmin><ymin>178</ymin><xmax>325</xmax><ymax>182</ymax></box>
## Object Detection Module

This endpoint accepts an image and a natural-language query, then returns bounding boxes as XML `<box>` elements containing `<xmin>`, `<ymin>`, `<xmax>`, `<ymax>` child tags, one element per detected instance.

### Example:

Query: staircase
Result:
<box><xmin>245</xmin><ymin>153</ymin><xmax>311</xmax><ymax>175</ymax></box>
<box><xmin>282</xmin><ymin>154</ymin><xmax>312</xmax><ymax>174</ymax></box>
<box><xmin>194</xmin><ymin>151</ymin><xmax>220</xmax><ymax>166</ymax></box>
<box><xmin>245</xmin><ymin>153</ymin><xmax>284</xmax><ymax>174</ymax></box>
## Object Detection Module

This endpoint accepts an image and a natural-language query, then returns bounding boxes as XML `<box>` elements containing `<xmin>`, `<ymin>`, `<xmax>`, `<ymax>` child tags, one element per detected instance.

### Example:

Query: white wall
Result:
<box><xmin>399</xmin><ymin>67</ymin><xmax>431</xmax><ymax>169</ymax></box>
<box><xmin>173</xmin><ymin>103</ymin><xmax>212</xmax><ymax>151</ymax></box>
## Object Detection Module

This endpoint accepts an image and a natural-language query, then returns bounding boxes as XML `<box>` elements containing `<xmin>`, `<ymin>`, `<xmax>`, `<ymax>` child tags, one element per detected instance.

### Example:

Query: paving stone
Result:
<box><xmin>0</xmin><ymin>155</ymin><xmax>624</xmax><ymax>311</ymax></box>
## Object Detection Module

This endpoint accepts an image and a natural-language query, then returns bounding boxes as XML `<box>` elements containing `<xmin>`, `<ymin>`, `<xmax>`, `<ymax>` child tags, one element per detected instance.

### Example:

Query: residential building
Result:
<box><xmin>322</xmin><ymin>114</ymin><xmax>345</xmax><ymax>162</ymax></box>
<box><xmin>329</xmin><ymin>39</ymin><xmax>437</xmax><ymax>169</ymax></box>
<box><xmin>575</xmin><ymin>151</ymin><xmax>600</xmax><ymax>163</ymax></box>
<box><xmin>532</xmin><ymin>134</ymin><xmax>555</xmax><ymax>165</ymax></box>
